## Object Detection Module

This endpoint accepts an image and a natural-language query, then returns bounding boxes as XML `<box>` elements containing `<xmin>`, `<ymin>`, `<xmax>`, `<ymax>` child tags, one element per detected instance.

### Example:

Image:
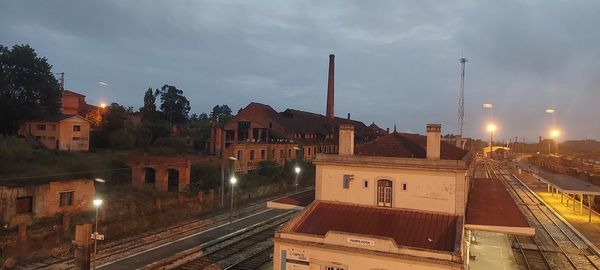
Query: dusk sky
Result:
<box><xmin>2</xmin><ymin>1</ymin><xmax>599</xmax><ymax>142</ymax></box>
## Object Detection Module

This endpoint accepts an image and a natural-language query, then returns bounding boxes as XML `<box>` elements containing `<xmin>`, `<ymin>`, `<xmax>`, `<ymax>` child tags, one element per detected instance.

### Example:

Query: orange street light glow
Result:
<box><xmin>550</xmin><ymin>129</ymin><xmax>561</xmax><ymax>138</ymax></box>
<box><xmin>486</xmin><ymin>123</ymin><xmax>496</xmax><ymax>133</ymax></box>
<box><xmin>100</xmin><ymin>102</ymin><xmax>107</xmax><ymax>108</ymax></box>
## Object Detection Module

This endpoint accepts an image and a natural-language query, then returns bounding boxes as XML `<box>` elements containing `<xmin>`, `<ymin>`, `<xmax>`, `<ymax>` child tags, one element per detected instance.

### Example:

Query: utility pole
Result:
<box><xmin>458</xmin><ymin>56</ymin><xmax>468</xmax><ymax>143</ymax></box>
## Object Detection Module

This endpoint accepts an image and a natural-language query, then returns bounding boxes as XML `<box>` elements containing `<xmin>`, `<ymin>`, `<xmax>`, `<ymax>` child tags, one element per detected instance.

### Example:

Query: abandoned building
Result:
<box><xmin>0</xmin><ymin>178</ymin><xmax>96</xmax><ymax>228</ymax></box>
<box><xmin>208</xmin><ymin>54</ymin><xmax>387</xmax><ymax>173</ymax></box>
<box><xmin>18</xmin><ymin>114</ymin><xmax>92</xmax><ymax>151</ymax></box>
<box><xmin>127</xmin><ymin>155</ymin><xmax>192</xmax><ymax>193</ymax></box>
<box><xmin>270</xmin><ymin>124</ymin><xmax>533</xmax><ymax>269</ymax></box>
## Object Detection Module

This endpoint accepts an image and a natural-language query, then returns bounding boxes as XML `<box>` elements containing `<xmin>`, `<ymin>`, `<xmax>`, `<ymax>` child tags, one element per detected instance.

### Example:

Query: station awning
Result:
<box><xmin>466</xmin><ymin>178</ymin><xmax>535</xmax><ymax>236</ymax></box>
<box><xmin>267</xmin><ymin>189</ymin><xmax>315</xmax><ymax>210</ymax></box>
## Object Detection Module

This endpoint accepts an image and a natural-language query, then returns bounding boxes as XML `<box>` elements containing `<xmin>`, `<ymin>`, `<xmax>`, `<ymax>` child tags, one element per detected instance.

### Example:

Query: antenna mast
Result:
<box><xmin>458</xmin><ymin>56</ymin><xmax>467</xmax><ymax>139</ymax></box>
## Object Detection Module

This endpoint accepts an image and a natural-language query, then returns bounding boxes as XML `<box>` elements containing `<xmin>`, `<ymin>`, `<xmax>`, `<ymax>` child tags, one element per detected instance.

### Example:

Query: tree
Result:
<box><xmin>101</xmin><ymin>103</ymin><xmax>127</xmax><ymax>135</ymax></box>
<box><xmin>140</xmin><ymin>87</ymin><xmax>157</xmax><ymax>122</ymax></box>
<box><xmin>0</xmin><ymin>44</ymin><xmax>62</xmax><ymax>134</ymax></box>
<box><xmin>157</xmin><ymin>84</ymin><xmax>190</xmax><ymax>125</ymax></box>
<box><xmin>209</xmin><ymin>105</ymin><xmax>232</xmax><ymax>127</ymax></box>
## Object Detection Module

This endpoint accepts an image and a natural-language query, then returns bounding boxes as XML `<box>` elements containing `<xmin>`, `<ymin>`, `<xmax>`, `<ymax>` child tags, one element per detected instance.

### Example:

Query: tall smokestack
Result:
<box><xmin>326</xmin><ymin>54</ymin><xmax>335</xmax><ymax>120</ymax></box>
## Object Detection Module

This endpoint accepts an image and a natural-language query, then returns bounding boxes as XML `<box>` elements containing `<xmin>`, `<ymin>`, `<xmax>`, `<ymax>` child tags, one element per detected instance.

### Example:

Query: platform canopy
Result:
<box><xmin>466</xmin><ymin>178</ymin><xmax>535</xmax><ymax>236</ymax></box>
<box><xmin>267</xmin><ymin>189</ymin><xmax>315</xmax><ymax>210</ymax></box>
<box><xmin>524</xmin><ymin>162</ymin><xmax>600</xmax><ymax>196</ymax></box>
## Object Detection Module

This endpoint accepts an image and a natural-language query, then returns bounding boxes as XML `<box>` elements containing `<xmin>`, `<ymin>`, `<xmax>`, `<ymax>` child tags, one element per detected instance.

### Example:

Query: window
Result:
<box><xmin>16</xmin><ymin>196</ymin><xmax>33</xmax><ymax>214</ymax></box>
<box><xmin>72</xmin><ymin>137</ymin><xmax>81</xmax><ymax>140</ymax></box>
<box><xmin>308</xmin><ymin>148</ymin><xmax>311</xmax><ymax>155</ymax></box>
<box><xmin>288</xmin><ymin>149</ymin><xmax>292</xmax><ymax>157</ymax></box>
<box><xmin>272</xmin><ymin>149</ymin><xmax>276</xmax><ymax>159</ymax></box>
<box><xmin>363</xmin><ymin>180</ymin><xmax>369</xmax><ymax>188</ymax></box>
<box><xmin>260</xmin><ymin>149</ymin><xmax>265</xmax><ymax>160</ymax></box>
<box><xmin>73</xmin><ymin>125</ymin><xmax>81</xmax><ymax>131</ymax></box>
<box><xmin>377</xmin><ymin>180</ymin><xmax>393</xmax><ymax>207</ymax></box>
<box><xmin>250</xmin><ymin>150</ymin><xmax>255</xmax><ymax>160</ymax></box>
<box><xmin>59</xmin><ymin>192</ymin><xmax>74</xmax><ymax>207</ymax></box>
<box><xmin>343</xmin><ymin>175</ymin><xmax>354</xmax><ymax>189</ymax></box>
<box><xmin>402</xmin><ymin>183</ymin><xmax>408</xmax><ymax>191</ymax></box>
<box><xmin>36</xmin><ymin>124</ymin><xmax>46</xmax><ymax>130</ymax></box>
<box><xmin>314</xmin><ymin>147</ymin><xmax>317</xmax><ymax>155</ymax></box>
<box><xmin>237</xmin><ymin>150</ymin><xmax>243</xmax><ymax>161</ymax></box>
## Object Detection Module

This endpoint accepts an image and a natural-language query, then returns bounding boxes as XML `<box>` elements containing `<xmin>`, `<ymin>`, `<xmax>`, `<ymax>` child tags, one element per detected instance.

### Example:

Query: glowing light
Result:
<box><xmin>100</xmin><ymin>103</ymin><xmax>107</xmax><ymax>108</ymax></box>
<box><xmin>550</xmin><ymin>129</ymin><xmax>561</xmax><ymax>138</ymax></box>
<box><xmin>483</xmin><ymin>103</ymin><xmax>494</xmax><ymax>109</ymax></box>
<box><xmin>230</xmin><ymin>176</ymin><xmax>237</xmax><ymax>185</ymax></box>
<box><xmin>294</xmin><ymin>167</ymin><xmax>301</xmax><ymax>174</ymax></box>
<box><xmin>487</xmin><ymin>123</ymin><xmax>497</xmax><ymax>133</ymax></box>
<box><xmin>545</xmin><ymin>108</ymin><xmax>556</xmax><ymax>114</ymax></box>
<box><xmin>93</xmin><ymin>199</ymin><xmax>103</xmax><ymax>207</ymax></box>
<box><xmin>99</xmin><ymin>81</ymin><xmax>108</xmax><ymax>86</ymax></box>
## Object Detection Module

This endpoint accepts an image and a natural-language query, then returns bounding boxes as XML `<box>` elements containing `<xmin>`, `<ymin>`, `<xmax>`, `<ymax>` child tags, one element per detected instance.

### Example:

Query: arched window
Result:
<box><xmin>377</xmin><ymin>180</ymin><xmax>393</xmax><ymax>207</ymax></box>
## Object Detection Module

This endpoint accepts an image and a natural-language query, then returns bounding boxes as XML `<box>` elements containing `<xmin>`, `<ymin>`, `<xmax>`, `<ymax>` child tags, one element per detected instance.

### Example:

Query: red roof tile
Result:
<box><xmin>466</xmin><ymin>178</ymin><xmax>532</xmax><ymax>233</ymax></box>
<box><xmin>272</xmin><ymin>189</ymin><xmax>315</xmax><ymax>207</ymax></box>
<box><xmin>290</xmin><ymin>201</ymin><xmax>460</xmax><ymax>252</ymax></box>
<box><xmin>356</xmin><ymin>132</ymin><xmax>469</xmax><ymax>160</ymax></box>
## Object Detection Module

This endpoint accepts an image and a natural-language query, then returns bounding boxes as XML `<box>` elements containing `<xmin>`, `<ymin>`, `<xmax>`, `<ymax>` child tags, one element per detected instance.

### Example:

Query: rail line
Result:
<box><xmin>483</xmin><ymin>160</ymin><xmax>600</xmax><ymax>270</ymax></box>
<box><xmin>167</xmin><ymin>213</ymin><xmax>291</xmax><ymax>270</ymax></box>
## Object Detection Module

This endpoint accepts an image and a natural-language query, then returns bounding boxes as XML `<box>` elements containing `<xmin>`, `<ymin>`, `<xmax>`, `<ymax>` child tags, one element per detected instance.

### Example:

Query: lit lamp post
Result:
<box><xmin>92</xmin><ymin>199</ymin><xmax>103</xmax><ymax>270</ymax></box>
<box><xmin>229</xmin><ymin>176</ymin><xmax>237</xmax><ymax>223</ymax></box>
<box><xmin>550</xmin><ymin>129</ymin><xmax>561</xmax><ymax>155</ymax></box>
<box><xmin>487</xmin><ymin>123</ymin><xmax>496</xmax><ymax>158</ymax></box>
<box><xmin>294</xmin><ymin>166</ymin><xmax>301</xmax><ymax>192</ymax></box>
<box><xmin>97</xmin><ymin>103</ymin><xmax>107</xmax><ymax>125</ymax></box>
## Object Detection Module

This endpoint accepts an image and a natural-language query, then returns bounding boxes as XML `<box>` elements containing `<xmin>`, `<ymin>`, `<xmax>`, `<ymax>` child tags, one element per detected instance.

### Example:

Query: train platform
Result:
<box><xmin>512</xmin><ymin>162</ymin><xmax>600</xmax><ymax>251</ymax></box>
<box><xmin>469</xmin><ymin>231</ymin><xmax>519</xmax><ymax>270</ymax></box>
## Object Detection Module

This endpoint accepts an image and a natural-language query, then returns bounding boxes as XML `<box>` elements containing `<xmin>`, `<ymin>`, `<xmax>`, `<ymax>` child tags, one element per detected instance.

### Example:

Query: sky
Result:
<box><xmin>1</xmin><ymin>1</ymin><xmax>599</xmax><ymax>142</ymax></box>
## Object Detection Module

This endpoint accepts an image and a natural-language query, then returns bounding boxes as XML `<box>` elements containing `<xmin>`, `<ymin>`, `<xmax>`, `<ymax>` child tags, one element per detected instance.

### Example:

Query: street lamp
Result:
<box><xmin>487</xmin><ymin>123</ymin><xmax>496</xmax><ymax>158</ymax></box>
<box><xmin>92</xmin><ymin>199</ymin><xmax>103</xmax><ymax>270</ymax></box>
<box><xmin>294</xmin><ymin>166</ymin><xmax>301</xmax><ymax>192</ymax></box>
<box><xmin>550</xmin><ymin>129</ymin><xmax>561</xmax><ymax>155</ymax></box>
<box><xmin>229</xmin><ymin>176</ymin><xmax>237</xmax><ymax>223</ymax></box>
<box><xmin>220</xmin><ymin>155</ymin><xmax>237</xmax><ymax>208</ymax></box>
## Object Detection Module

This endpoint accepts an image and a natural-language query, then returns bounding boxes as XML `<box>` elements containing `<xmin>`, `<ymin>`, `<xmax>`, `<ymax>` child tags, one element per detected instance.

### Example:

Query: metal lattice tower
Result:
<box><xmin>458</xmin><ymin>57</ymin><xmax>467</xmax><ymax>139</ymax></box>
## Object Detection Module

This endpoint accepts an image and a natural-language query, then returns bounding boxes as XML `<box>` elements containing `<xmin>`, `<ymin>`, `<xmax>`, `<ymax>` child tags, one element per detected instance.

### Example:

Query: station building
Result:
<box><xmin>271</xmin><ymin>124</ymin><xmax>533</xmax><ymax>269</ymax></box>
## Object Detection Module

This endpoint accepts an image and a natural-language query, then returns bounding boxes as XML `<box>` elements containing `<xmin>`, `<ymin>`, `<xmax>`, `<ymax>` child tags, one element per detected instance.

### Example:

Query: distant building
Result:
<box><xmin>272</xmin><ymin>124</ymin><xmax>533</xmax><ymax>269</ymax></box>
<box><xmin>0</xmin><ymin>178</ymin><xmax>95</xmax><ymax>228</ymax></box>
<box><xmin>61</xmin><ymin>89</ymin><xmax>104</xmax><ymax>125</ymax></box>
<box><xmin>208</xmin><ymin>54</ymin><xmax>386</xmax><ymax>173</ymax></box>
<box><xmin>19</xmin><ymin>114</ymin><xmax>91</xmax><ymax>151</ymax></box>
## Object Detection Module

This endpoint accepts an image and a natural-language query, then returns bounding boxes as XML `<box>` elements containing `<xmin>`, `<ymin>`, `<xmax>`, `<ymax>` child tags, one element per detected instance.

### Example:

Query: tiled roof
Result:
<box><xmin>290</xmin><ymin>201</ymin><xmax>460</xmax><ymax>253</ymax></box>
<box><xmin>466</xmin><ymin>178</ymin><xmax>533</xmax><ymax>235</ymax></box>
<box><xmin>356</xmin><ymin>132</ymin><xmax>469</xmax><ymax>160</ymax></box>
<box><xmin>63</xmin><ymin>90</ymin><xmax>85</xmax><ymax>97</ymax></box>
<box><xmin>27</xmin><ymin>114</ymin><xmax>80</xmax><ymax>122</ymax></box>
<box><xmin>230</xmin><ymin>102</ymin><xmax>368</xmax><ymax>138</ymax></box>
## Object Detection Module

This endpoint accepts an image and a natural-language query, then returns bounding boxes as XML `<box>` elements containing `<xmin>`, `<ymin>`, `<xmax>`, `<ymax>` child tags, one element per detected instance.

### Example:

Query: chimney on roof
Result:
<box><xmin>338</xmin><ymin>124</ymin><xmax>354</xmax><ymax>155</ymax></box>
<box><xmin>426</xmin><ymin>124</ymin><xmax>442</xmax><ymax>160</ymax></box>
<box><xmin>347</xmin><ymin>113</ymin><xmax>350</xmax><ymax>120</ymax></box>
<box><xmin>326</xmin><ymin>54</ymin><xmax>335</xmax><ymax>120</ymax></box>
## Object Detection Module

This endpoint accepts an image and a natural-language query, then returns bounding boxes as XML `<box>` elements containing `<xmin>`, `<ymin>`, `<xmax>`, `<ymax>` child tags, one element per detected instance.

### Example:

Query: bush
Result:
<box><xmin>257</xmin><ymin>160</ymin><xmax>281</xmax><ymax>178</ymax></box>
<box><xmin>152</xmin><ymin>137</ymin><xmax>190</xmax><ymax>153</ymax></box>
<box><xmin>189</xmin><ymin>164</ymin><xmax>220</xmax><ymax>193</ymax></box>
<box><xmin>110</xmin><ymin>129</ymin><xmax>135</xmax><ymax>150</ymax></box>
<box><xmin>132</xmin><ymin>126</ymin><xmax>152</xmax><ymax>147</ymax></box>
<box><xmin>0</xmin><ymin>136</ymin><xmax>33</xmax><ymax>163</ymax></box>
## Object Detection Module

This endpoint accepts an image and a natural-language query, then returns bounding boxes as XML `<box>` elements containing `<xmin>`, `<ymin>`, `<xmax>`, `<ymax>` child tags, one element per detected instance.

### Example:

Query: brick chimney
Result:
<box><xmin>426</xmin><ymin>124</ymin><xmax>441</xmax><ymax>160</ymax></box>
<box><xmin>338</xmin><ymin>124</ymin><xmax>354</xmax><ymax>155</ymax></box>
<box><xmin>326</xmin><ymin>54</ymin><xmax>335</xmax><ymax>120</ymax></box>
<box><xmin>347</xmin><ymin>113</ymin><xmax>350</xmax><ymax>120</ymax></box>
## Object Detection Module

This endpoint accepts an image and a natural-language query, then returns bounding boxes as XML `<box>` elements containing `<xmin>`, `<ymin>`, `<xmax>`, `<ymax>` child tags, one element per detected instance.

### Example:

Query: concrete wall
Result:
<box><xmin>0</xmin><ymin>179</ymin><xmax>95</xmax><ymax>228</ymax></box>
<box><xmin>316</xmin><ymin>163</ymin><xmax>468</xmax><ymax>215</ymax></box>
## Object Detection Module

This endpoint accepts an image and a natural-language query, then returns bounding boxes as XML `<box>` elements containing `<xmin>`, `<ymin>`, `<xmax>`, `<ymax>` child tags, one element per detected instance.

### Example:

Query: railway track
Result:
<box><xmin>483</xmin><ymin>160</ymin><xmax>600</xmax><ymax>270</ymax></box>
<box><xmin>167</xmin><ymin>213</ymin><xmax>291</xmax><ymax>270</ymax></box>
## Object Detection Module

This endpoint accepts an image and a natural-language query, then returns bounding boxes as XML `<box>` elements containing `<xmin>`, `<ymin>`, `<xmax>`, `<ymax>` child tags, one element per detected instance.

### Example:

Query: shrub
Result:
<box><xmin>0</xmin><ymin>136</ymin><xmax>32</xmax><ymax>163</ymax></box>
<box><xmin>110</xmin><ymin>129</ymin><xmax>135</xmax><ymax>150</ymax></box>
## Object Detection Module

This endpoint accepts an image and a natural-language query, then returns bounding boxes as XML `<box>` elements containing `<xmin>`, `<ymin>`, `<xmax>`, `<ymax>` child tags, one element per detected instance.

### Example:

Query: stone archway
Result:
<box><xmin>167</xmin><ymin>169</ymin><xmax>179</xmax><ymax>192</ymax></box>
<box><xmin>144</xmin><ymin>167</ymin><xmax>156</xmax><ymax>189</ymax></box>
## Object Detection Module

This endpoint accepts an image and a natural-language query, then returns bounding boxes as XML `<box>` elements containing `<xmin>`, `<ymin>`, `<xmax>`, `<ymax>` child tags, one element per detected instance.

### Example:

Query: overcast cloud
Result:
<box><xmin>1</xmin><ymin>1</ymin><xmax>599</xmax><ymax>141</ymax></box>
